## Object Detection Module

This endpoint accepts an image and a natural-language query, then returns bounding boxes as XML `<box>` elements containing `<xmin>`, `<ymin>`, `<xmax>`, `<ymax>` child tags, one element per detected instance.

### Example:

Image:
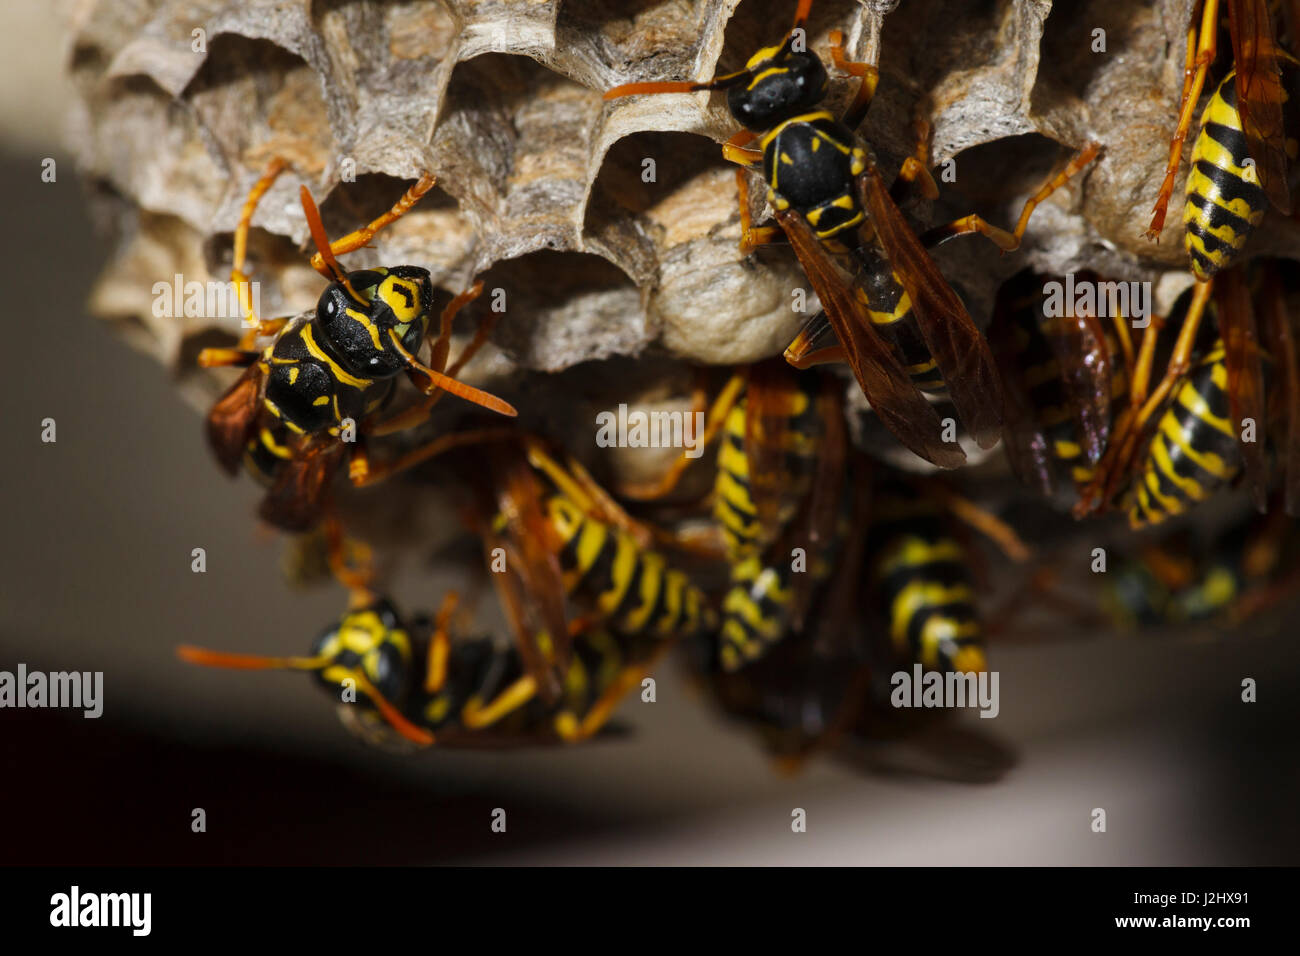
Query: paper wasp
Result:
<box><xmin>1073</xmin><ymin>262</ymin><xmax>1300</xmax><ymax>526</ymax></box>
<box><xmin>618</xmin><ymin>359</ymin><xmax>847</xmax><ymax>671</ymax></box>
<box><xmin>866</xmin><ymin>477</ymin><xmax>989</xmax><ymax>677</ymax></box>
<box><xmin>1103</xmin><ymin>506</ymin><xmax>1300</xmax><ymax>630</ymax></box>
<box><xmin>201</xmin><ymin>159</ymin><xmax>516</xmax><ymax>532</ymax></box>
<box><xmin>178</xmin><ymin>520</ymin><xmax>679</xmax><ymax>748</ymax></box>
<box><xmin>369</xmin><ymin>427</ymin><xmax>718</xmax><ymax>703</ymax></box>
<box><xmin>605</xmin><ymin>0</ymin><xmax>1099</xmax><ymax>468</ymax></box>
<box><xmin>1145</xmin><ymin>0</ymin><xmax>1300</xmax><ymax>279</ymax></box>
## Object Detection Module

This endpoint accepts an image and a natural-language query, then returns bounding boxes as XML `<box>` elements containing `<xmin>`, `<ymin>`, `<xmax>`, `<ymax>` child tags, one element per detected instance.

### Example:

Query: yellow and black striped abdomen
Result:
<box><xmin>871</xmin><ymin>493</ymin><xmax>985</xmax><ymax>674</ymax></box>
<box><xmin>712</xmin><ymin>384</ymin><xmax>822</xmax><ymax>560</ymax></box>
<box><xmin>1130</xmin><ymin>340</ymin><xmax>1240</xmax><ymax>527</ymax></box>
<box><xmin>1184</xmin><ymin>72</ymin><xmax>1269</xmax><ymax>281</ymax></box>
<box><xmin>717</xmin><ymin>520</ymin><xmax>841</xmax><ymax>672</ymax></box>
<box><xmin>546</xmin><ymin>495</ymin><xmax>714</xmax><ymax>639</ymax></box>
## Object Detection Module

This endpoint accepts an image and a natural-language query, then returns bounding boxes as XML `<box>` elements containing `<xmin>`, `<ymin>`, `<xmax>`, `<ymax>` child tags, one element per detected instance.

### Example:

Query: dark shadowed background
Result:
<box><xmin>2</xmin><ymin>2</ymin><xmax>1298</xmax><ymax>866</ymax></box>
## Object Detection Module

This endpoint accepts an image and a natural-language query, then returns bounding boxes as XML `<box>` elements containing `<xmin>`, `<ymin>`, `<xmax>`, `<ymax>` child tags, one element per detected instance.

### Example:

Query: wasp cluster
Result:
<box><xmin>65</xmin><ymin>0</ymin><xmax>1300</xmax><ymax>764</ymax></box>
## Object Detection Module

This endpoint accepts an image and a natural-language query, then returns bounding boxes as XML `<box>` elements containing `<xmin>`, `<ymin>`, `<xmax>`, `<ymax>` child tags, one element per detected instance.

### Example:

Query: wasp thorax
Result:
<box><xmin>727</xmin><ymin>50</ymin><xmax>829</xmax><ymax>132</ymax></box>
<box><xmin>315</xmin><ymin>266</ymin><xmax>435</xmax><ymax>378</ymax></box>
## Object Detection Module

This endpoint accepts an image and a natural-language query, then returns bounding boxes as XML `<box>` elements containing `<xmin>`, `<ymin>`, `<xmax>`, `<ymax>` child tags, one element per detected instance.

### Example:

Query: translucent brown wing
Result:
<box><xmin>786</xmin><ymin>378</ymin><xmax>848</xmax><ymax>632</ymax></box>
<box><xmin>1216</xmin><ymin>266</ymin><xmax>1269</xmax><ymax>510</ymax></box>
<box><xmin>1258</xmin><ymin>265</ymin><xmax>1300</xmax><ymax>515</ymax></box>
<box><xmin>743</xmin><ymin>360</ymin><xmax>812</xmax><ymax>535</ymax></box>
<box><xmin>776</xmin><ymin>207</ymin><xmax>964</xmax><ymax>469</ymax></box>
<box><xmin>206</xmin><ymin>365</ymin><xmax>264</xmax><ymax>475</ymax></box>
<box><xmin>487</xmin><ymin>448</ymin><xmax>571</xmax><ymax>703</ymax></box>
<box><xmin>1230</xmin><ymin>0</ymin><xmax>1292</xmax><ymax>213</ymax></box>
<box><xmin>986</xmin><ymin>285</ymin><xmax>1058</xmax><ymax>497</ymax></box>
<box><xmin>1044</xmin><ymin>283</ymin><xmax>1113</xmax><ymax>468</ymax></box>
<box><xmin>258</xmin><ymin>439</ymin><xmax>344</xmax><ymax>532</ymax></box>
<box><xmin>857</xmin><ymin>169</ymin><xmax>1004</xmax><ymax>450</ymax></box>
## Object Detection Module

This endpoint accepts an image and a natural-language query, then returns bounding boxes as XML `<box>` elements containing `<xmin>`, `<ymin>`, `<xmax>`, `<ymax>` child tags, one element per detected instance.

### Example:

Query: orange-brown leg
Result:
<box><xmin>1146</xmin><ymin>0</ymin><xmax>1218</xmax><ymax>240</ymax></box>
<box><xmin>232</xmin><ymin>158</ymin><xmax>289</xmax><ymax>348</ymax></box>
<box><xmin>829</xmin><ymin>29</ymin><xmax>879</xmax><ymax>131</ymax></box>
<box><xmin>721</xmin><ymin>131</ymin><xmax>787</xmax><ymax>255</ymax></box>
<box><xmin>618</xmin><ymin>371</ymin><xmax>746</xmax><ymax>500</ymax></box>
<box><xmin>891</xmin><ymin>112</ymin><xmax>939</xmax><ymax>203</ymax></box>
<box><xmin>553</xmin><ymin>641</ymin><xmax>675</xmax><ymax>743</ymax></box>
<box><xmin>423</xmin><ymin>591</ymin><xmax>458</xmax><ymax>694</ymax></box>
<box><xmin>349</xmin><ymin>426</ymin><xmax>519</xmax><ymax>487</ymax></box>
<box><xmin>922</xmin><ymin>143</ymin><xmax>1102</xmax><ymax>251</ymax></box>
<box><xmin>1075</xmin><ymin>278</ymin><xmax>1214</xmax><ymax>515</ymax></box>
<box><xmin>323</xmin><ymin>515</ymin><xmax>376</xmax><ymax>604</ymax></box>
<box><xmin>197</xmin><ymin>347</ymin><xmax>261</xmax><ymax>369</ymax></box>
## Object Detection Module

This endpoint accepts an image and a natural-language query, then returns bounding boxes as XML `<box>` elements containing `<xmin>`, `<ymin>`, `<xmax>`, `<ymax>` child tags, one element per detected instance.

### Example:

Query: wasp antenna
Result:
<box><xmin>604</xmin><ymin>66</ymin><xmax>752</xmax><ymax>100</ymax></box>
<box><xmin>386</xmin><ymin>329</ymin><xmax>518</xmax><ymax>417</ymax></box>
<box><xmin>352</xmin><ymin>671</ymin><xmax>434</xmax><ymax>746</ymax></box>
<box><xmin>791</xmin><ymin>0</ymin><xmax>815</xmax><ymax>33</ymax></box>
<box><xmin>300</xmin><ymin>185</ymin><xmax>364</xmax><ymax>300</ymax></box>
<box><xmin>176</xmin><ymin>646</ymin><xmax>330</xmax><ymax>672</ymax></box>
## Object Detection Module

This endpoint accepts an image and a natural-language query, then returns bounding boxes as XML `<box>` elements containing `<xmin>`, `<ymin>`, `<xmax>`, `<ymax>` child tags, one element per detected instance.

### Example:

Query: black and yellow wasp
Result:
<box><xmin>866</xmin><ymin>478</ymin><xmax>988</xmax><ymax>677</ymax></box>
<box><xmin>1074</xmin><ymin>262</ymin><xmax>1300</xmax><ymax>526</ymax></box>
<box><xmin>1104</xmin><ymin>506</ymin><xmax>1300</xmax><ymax>630</ymax></box>
<box><xmin>1146</xmin><ymin>0</ymin><xmax>1300</xmax><ymax>279</ymax></box>
<box><xmin>605</xmin><ymin>0</ymin><xmax>1099</xmax><ymax>468</ymax></box>
<box><xmin>375</xmin><ymin>429</ymin><xmax>719</xmax><ymax>703</ymax></box>
<box><xmin>202</xmin><ymin>159</ymin><xmax>516</xmax><ymax>531</ymax></box>
<box><xmin>178</xmin><ymin>584</ymin><xmax>675</xmax><ymax>750</ymax></box>
<box><xmin>618</xmin><ymin>359</ymin><xmax>847</xmax><ymax>671</ymax></box>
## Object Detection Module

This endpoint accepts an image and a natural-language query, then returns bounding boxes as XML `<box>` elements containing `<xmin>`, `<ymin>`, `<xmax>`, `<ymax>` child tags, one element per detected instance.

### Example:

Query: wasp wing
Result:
<box><xmin>486</xmin><ymin>448</ymin><xmax>571</xmax><ymax>703</ymax></box>
<box><xmin>1217</xmin><ymin>267</ymin><xmax>1270</xmax><ymax>510</ymax></box>
<box><xmin>986</xmin><ymin>285</ymin><xmax>1059</xmax><ymax>497</ymax></box>
<box><xmin>1230</xmin><ymin>0</ymin><xmax>1292</xmax><ymax>213</ymax></box>
<box><xmin>206</xmin><ymin>365</ymin><xmax>264</xmax><ymax>475</ymax></box>
<box><xmin>1259</xmin><ymin>265</ymin><xmax>1300</xmax><ymax>515</ymax></box>
<box><xmin>857</xmin><ymin>168</ymin><xmax>1004</xmax><ymax>450</ymax></box>
<box><xmin>258</xmin><ymin>438</ymin><xmax>343</xmax><ymax>532</ymax></box>
<box><xmin>777</xmin><ymin>207</ymin><xmax>964</xmax><ymax>469</ymax></box>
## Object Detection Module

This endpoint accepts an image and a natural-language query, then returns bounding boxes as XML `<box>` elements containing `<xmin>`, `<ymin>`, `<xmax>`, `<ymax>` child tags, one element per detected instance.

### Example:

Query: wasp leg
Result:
<box><xmin>553</xmin><ymin>642</ymin><xmax>674</xmax><ymax>743</ymax></box>
<box><xmin>932</xmin><ymin>485</ymin><xmax>1033</xmax><ymax>563</ymax></box>
<box><xmin>424</xmin><ymin>591</ymin><xmax>458</xmax><ymax>694</ymax></box>
<box><xmin>1146</xmin><ymin>0</ymin><xmax>1219</xmax><ymax>240</ymax></box>
<box><xmin>1075</xmin><ymin>279</ymin><xmax>1214</xmax><ymax>516</ymax></box>
<box><xmin>829</xmin><ymin>29</ymin><xmax>879</xmax><ymax>131</ymax></box>
<box><xmin>619</xmin><ymin>371</ymin><xmax>746</xmax><ymax>500</ymax></box>
<box><xmin>307</xmin><ymin>172</ymin><xmax>438</xmax><ymax>278</ymax></box>
<box><xmin>322</xmin><ymin>515</ymin><xmax>377</xmax><ymax>604</ymax></box>
<box><xmin>459</xmin><ymin>674</ymin><xmax>539</xmax><ymax>730</ymax></box>
<box><xmin>722</xmin><ymin>131</ymin><xmax>788</xmax><ymax>255</ymax></box>
<box><xmin>198</xmin><ymin>347</ymin><xmax>261</xmax><ymax>369</ymax></box>
<box><xmin>522</xmin><ymin>441</ymin><xmax>660</xmax><ymax>551</ymax></box>
<box><xmin>922</xmin><ymin>143</ymin><xmax>1101</xmax><ymax>251</ymax></box>
<box><xmin>348</xmin><ymin>426</ymin><xmax>519</xmax><ymax>487</ymax></box>
<box><xmin>890</xmin><ymin>112</ymin><xmax>939</xmax><ymax>203</ymax></box>
<box><xmin>230</xmin><ymin>158</ymin><xmax>289</xmax><ymax>348</ymax></box>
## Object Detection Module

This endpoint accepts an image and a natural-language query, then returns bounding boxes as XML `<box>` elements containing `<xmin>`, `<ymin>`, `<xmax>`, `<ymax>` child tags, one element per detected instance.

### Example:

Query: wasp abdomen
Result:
<box><xmin>1130</xmin><ymin>340</ymin><xmax>1240</xmax><ymax>527</ymax></box>
<box><xmin>1184</xmin><ymin>73</ymin><xmax>1270</xmax><ymax>280</ymax></box>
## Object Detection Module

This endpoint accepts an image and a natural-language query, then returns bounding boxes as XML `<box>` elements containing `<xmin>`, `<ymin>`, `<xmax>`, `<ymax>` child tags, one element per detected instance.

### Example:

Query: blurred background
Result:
<box><xmin>3</xmin><ymin>1</ymin><xmax>1299</xmax><ymax>866</ymax></box>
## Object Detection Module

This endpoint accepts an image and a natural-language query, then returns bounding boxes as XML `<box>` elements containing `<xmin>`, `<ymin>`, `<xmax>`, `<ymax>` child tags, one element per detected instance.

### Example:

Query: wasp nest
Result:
<box><xmin>66</xmin><ymin>0</ymin><xmax>1300</xmax><ymax>493</ymax></box>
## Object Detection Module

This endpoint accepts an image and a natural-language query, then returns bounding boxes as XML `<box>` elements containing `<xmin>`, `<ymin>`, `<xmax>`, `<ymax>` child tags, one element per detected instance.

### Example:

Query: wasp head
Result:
<box><xmin>315</xmin><ymin>265</ymin><xmax>435</xmax><ymax>377</ymax></box>
<box><xmin>308</xmin><ymin>599</ymin><xmax>414</xmax><ymax>712</ymax></box>
<box><xmin>727</xmin><ymin>45</ymin><xmax>828</xmax><ymax>132</ymax></box>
